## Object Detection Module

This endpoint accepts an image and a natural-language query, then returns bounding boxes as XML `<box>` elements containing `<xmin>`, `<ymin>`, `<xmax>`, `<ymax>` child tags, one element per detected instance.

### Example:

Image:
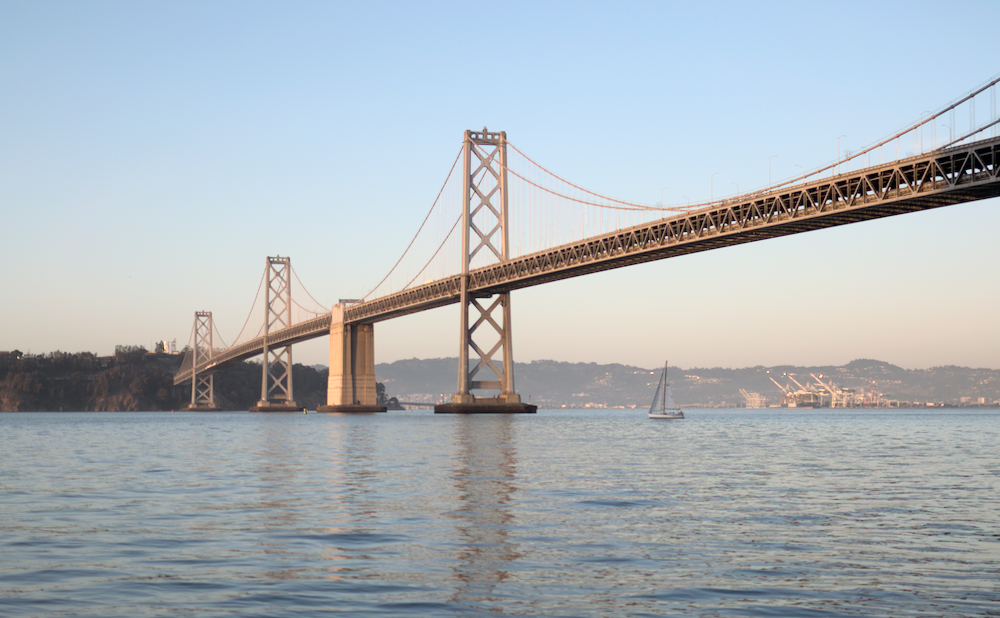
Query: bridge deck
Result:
<box><xmin>176</xmin><ymin>136</ymin><xmax>999</xmax><ymax>384</ymax></box>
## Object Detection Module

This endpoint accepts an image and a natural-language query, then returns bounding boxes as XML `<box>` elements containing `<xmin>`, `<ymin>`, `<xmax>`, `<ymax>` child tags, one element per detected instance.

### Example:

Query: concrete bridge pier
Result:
<box><xmin>318</xmin><ymin>304</ymin><xmax>386</xmax><ymax>413</ymax></box>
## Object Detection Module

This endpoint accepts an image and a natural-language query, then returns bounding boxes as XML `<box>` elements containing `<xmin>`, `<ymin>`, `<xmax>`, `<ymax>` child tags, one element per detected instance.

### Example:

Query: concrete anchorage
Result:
<box><xmin>317</xmin><ymin>304</ymin><xmax>386</xmax><ymax>413</ymax></box>
<box><xmin>250</xmin><ymin>256</ymin><xmax>305</xmax><ymax>412</ymax></box>
<box><xmin>435</xmin><ymin>128</ymin><xmax>536</xmax><ymax>414</ymax></box>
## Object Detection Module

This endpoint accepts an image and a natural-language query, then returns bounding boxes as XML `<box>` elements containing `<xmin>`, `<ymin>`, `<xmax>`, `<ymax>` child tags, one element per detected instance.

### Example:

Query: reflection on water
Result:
<box><xmin>316</xmin><ymin>415</ymin><xmax>381</xmax><ymax>582</ymax></box>
<box><xmin>0</xmin><ymin>409</ymin><xmax>998</xmax><ymax>617</ymax></box>
<box><xmin>448</xmin><ymin>415</ymin><xmax>520</xmax><ymax>609</ymax></box>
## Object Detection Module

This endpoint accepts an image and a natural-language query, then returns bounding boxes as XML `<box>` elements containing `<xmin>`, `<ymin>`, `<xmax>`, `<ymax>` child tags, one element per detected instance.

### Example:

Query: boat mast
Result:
<box><xmin>662</xmin><ymin>360</ymin><xmax>668</xmax><ymax>411</ymax></box>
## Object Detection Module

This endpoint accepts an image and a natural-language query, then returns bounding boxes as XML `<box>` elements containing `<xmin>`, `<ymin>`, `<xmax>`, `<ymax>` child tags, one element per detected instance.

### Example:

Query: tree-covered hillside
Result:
<box><xmin>0</xmin><ymin>347</ymin><xmax>333</xmax><ymax>412</ymax></box>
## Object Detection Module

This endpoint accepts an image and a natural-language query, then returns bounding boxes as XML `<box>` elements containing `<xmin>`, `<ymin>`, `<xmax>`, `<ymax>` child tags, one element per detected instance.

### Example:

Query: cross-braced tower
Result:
<box><xmin>187</xmin><ymin>310</ymin><xmax>220</xmax><ymax>411</ymax></box>
<box><xmin>438</xmin><ymin>129</ymin><xmax>535</xmax><ymax>413</ymax></box>
<box><xmin>252</xmin><ymin>256</ymin><xmax>301</xmax><ymax>411</ymax></box>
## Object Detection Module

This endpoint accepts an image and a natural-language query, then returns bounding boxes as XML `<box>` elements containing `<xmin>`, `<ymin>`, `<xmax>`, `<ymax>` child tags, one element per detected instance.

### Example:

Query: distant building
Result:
<box><xmin>153</xmin><ymin>340</ymin><xmax>178</xmax><ymax>354</ymax></box>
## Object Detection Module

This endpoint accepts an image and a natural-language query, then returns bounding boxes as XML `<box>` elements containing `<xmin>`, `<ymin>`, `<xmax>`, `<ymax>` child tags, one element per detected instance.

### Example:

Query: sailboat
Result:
<box><xmin>648</xmin><ymin>361</ymin><xmax>684</xmax><ymax>419</ymax></box>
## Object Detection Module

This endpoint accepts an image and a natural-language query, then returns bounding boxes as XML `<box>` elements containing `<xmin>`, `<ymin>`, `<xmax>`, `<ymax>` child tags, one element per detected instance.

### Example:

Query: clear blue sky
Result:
<box><xmin>3</xmin><ymin>1</ymin><xmax>999</xmax><ymax>371</ymax></box>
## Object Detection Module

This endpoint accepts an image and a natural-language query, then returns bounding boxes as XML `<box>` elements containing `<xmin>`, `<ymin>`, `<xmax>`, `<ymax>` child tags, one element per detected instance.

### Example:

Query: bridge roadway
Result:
<box><xmin>175</xmin><ymin>135</ymin><xmax>1000</xmax><ymax>385</ymax></box>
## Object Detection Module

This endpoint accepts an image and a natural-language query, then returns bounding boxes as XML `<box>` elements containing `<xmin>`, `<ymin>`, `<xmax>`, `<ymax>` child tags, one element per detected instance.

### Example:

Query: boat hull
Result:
<box><xmin>649</xmin><ymin>412</ymin><xmax>684</xmax><ymax>419</ymax></box>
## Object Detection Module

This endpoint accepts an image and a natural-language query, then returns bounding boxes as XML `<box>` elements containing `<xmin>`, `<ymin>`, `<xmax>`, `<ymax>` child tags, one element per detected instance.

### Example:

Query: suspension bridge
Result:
<box><xmin>174</xmin><ymin>77</ymin><xmax>1000</xmax><ymax>412</ymax></box>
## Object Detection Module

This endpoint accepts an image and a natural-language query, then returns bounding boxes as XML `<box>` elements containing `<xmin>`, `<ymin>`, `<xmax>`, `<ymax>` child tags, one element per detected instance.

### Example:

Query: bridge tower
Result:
<box><xmin>250</xmin><ymin>256</ymin><xmax>304</xmax><ymax>412</ymax></box>
<box><xmin>185</xmin><ymin>310</ymin><xmax>220</xmax><ymax>411</ymax></box>
<box><xmin>436</xmin><ymin>129</ymin><xmax>536</xmax><ymax>413</ymax></box>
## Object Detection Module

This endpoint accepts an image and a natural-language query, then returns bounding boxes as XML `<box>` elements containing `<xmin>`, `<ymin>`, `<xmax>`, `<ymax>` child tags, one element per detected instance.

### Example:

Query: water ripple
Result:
<box><xmin>1</xmin><ymin>409</ymin><xmax>998</xmax><ymax>617</ymax></box>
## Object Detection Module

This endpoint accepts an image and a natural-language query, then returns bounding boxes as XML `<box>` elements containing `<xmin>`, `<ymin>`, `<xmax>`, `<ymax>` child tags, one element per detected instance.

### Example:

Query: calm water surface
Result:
<box><xmin>1</xmin><ymin>409</ymin><xmax>998</xmax><ymax>617</ymax></box>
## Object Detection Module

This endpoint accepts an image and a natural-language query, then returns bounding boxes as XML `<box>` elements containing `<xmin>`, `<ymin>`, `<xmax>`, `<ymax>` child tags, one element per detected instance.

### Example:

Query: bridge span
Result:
<box><xmin>174</xmin><ymin>134</ymin><xmax>1000</xmax><ymax>394</ymax></box>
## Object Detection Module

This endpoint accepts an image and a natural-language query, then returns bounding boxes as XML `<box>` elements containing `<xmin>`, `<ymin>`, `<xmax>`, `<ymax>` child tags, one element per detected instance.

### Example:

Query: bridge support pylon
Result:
<box><xmin>435</xmin><ymin>128</ymin><xmax>536</xmax><ymax>414</ymax></box>
<box><xmin>184</xmin><ymin>310</ymin><xmax>221</xmax><ymax>411</ymax></box>
<box><xmin>250</xmin><ymin>256</ymin><xmax>304</xmax><ymax>412</ymax></box>
<box><xmin>317</xmin><ymin>304</ymin><xmax>386</xmax><ymax>413</ymax></box>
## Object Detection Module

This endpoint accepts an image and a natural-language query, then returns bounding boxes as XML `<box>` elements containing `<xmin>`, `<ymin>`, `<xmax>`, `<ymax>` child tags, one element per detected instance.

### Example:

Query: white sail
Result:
<box><xmin>649</xmin><ymin>361</ymin><xmax>683</xmax><ymax>419</ymax></box>
<box><xmin>649</xmin><ymin>371</ymin><xmax>665</xmax><ymax>413</ymax></box>
<box><xmin>662</xmin><ymin>382</ymin><xmax>677</xmax><ymax>410</ymax></box>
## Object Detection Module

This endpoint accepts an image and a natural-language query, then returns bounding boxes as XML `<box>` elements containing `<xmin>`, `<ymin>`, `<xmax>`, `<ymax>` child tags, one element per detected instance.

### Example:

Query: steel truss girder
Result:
<box><xmin>175</xmin><ymin>136</ymin><xmax>1000</xmax><ymax>386</ymax></box>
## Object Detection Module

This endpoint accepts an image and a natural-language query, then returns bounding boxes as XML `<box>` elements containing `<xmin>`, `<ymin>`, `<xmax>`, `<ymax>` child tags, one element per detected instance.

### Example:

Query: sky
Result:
<box><xmin>3</xmin><ymin>0</ymin><xmax>999</xmax><ymax>372</ymax></box>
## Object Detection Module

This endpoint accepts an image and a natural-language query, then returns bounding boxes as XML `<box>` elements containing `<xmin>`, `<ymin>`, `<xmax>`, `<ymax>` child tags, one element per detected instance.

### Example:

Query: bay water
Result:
<box><xmin>1</xmin><ymin>408</ymin><xmax>998</xmax><ymax>617</ymax></box>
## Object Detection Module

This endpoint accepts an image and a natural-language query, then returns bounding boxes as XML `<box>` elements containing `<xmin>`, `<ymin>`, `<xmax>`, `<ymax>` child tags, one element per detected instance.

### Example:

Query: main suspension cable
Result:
<box><xmin>402</xmin><ymin>213</ymin><xmax>462</xmax><ymax>291</ymax></box>
<box><xmin>212</xmin><ymin>319</ymin><xmax>231</xmax><ymax>351</ymax></box>
<box><xmin>291</xmin><ymin>265</ymin><xmax>328</xmax><ymax>313</ymax></box>
<box><xmin>770</xmin><ymin>73</ymin><xmax>1000</xmax><ymax>191</ymax></box>
<box><xmin>362</xmin><ymin>145</ymin><xmax>464</xmax><ymax>301</ymax></box>
<box><xmin>506</xmin><ymin>141</ymin><xmax>693</xmax><ymax>213</ymax></box>
<box><xmin>504</xmin><ymin>163</ymin><xmax>690</xmax><ymax>213</ymax></box>
<box><xmin>229</xmin><ymin>268</ymin><xmax>268</xmax><ymax>346</ymax></box>
<box><xmin>940</xmin><ymin>116</ymin><xmax>1000</xmax><ymax>149</ymax></box>
<box><xmin>291</xmin><ymin>297</ymin><xmax>326</xmax><ymax>316</ymax></box>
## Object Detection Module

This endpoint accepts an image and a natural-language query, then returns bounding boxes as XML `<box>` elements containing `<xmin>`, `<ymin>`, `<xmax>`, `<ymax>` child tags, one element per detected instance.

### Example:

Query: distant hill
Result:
<box><xmin>375</xmin><ymin>358</ymin><xmax>1000</xmax><ymax>408</ymax></box>
<box><xmin>5</xmin><ymin>349</ymin><xmax>996</xmax><ymax>411</ymax></box>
